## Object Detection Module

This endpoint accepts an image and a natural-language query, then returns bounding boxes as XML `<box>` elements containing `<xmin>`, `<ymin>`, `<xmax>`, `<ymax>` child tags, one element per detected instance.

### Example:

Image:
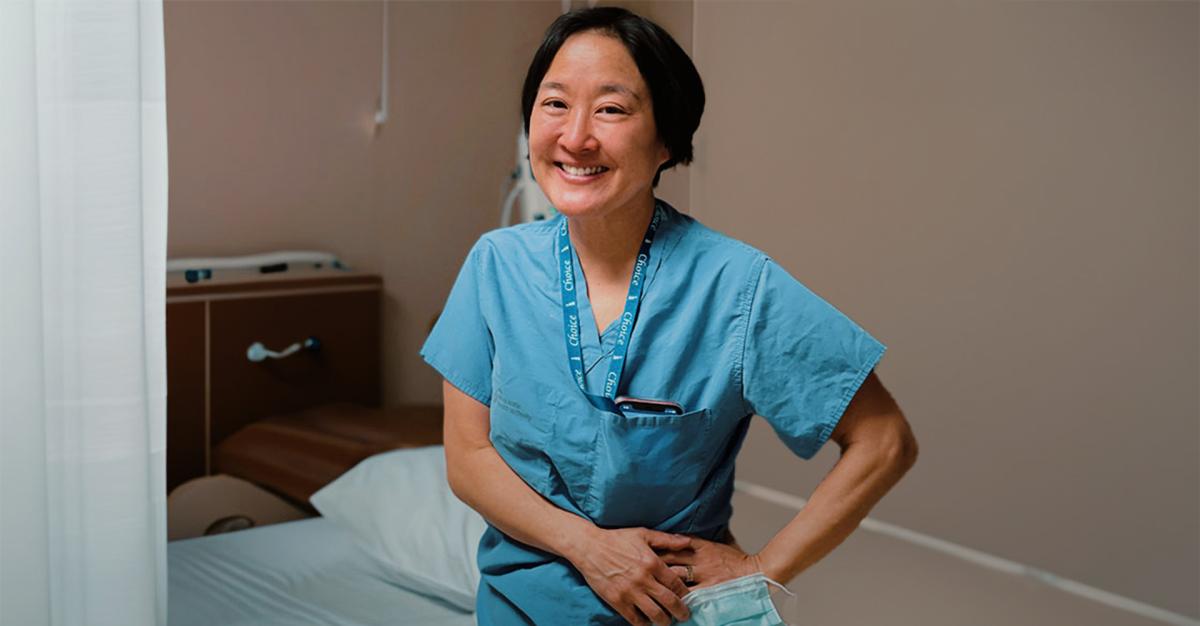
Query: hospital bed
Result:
<box><xmin>169</xmin><ymin>516</ymin><xmax>474</xmax><ymax>626</ymax></box>
<box><xmin>165</xmin><ymin>389</ymin><xmax>480</xmax><ymax>624</ymax></box>
<box><xmin>166</xmin><ymin>265</ymin><xmax>476</xmax><ymax>624</ymax></box>
<box><xmin>166</xmin><ymin>395</ymin><xmax>474</xmax><ymax>625</ymax></box>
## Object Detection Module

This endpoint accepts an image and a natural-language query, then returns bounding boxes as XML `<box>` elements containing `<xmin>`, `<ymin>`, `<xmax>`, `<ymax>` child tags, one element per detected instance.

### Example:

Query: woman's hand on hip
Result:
<box><xmin>568</xmin><ymin>527</ymin><xmax>693</xmax><ymax>626</ymax></box>
<box><xmin>658</xmin><ymin>536</ymin><xmax>763</xmax><ymax>590</ymax></box>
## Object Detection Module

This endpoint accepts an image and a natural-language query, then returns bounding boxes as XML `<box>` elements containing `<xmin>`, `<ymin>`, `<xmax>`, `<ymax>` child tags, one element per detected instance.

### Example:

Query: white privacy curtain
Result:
<box><xmin>0</xmin><ymin>0</ymin><xmax>168</xmax><ymax>624</ymax></box>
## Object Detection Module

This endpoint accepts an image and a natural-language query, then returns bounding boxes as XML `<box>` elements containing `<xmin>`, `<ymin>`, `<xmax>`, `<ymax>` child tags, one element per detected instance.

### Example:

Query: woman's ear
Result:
<box><xmin>657</xmin><ymin>142</ymin><xmax>671</xmax><ymax>169</ymax></box>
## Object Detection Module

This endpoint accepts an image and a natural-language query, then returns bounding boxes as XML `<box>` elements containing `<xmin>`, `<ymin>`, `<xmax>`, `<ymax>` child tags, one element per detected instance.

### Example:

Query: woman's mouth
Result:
<box><xmin>555</xmin><ymin>162</ymin><xmax>609</xmax><ymax>182</ymax></box>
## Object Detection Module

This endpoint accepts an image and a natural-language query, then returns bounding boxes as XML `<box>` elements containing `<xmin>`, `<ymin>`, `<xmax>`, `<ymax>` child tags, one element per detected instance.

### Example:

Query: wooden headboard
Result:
<box><xmin>165</xmin><ymin>269</ymin><xmax>382</xmax><ymax>493</ymax></box>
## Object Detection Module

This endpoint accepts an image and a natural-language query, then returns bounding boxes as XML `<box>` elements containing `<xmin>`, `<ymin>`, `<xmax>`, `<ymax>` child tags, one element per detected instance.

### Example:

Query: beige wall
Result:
<box><xmin>690</xmin><ymin>1</ymin><xmax>1198</xmax><ymax>618</ymax></box>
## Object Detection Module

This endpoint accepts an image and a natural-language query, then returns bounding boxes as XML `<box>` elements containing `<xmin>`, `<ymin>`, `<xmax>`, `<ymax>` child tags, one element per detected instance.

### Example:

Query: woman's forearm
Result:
<box><xmin>756</xmin><ymin>436</ymin><xmax>917</xmax><ymax>584</ymax></box>
<box><xmin>446</xmin><ymin>441</ymin><xmax>596</xmax><ymax>563</ymax></box>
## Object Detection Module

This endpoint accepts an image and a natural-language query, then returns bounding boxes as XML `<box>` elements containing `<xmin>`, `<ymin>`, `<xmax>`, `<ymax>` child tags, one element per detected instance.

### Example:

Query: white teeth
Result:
<box><xmin>561</xmin><ymin>163</ymin><xmax>607</xmax><ymax>176</ymax></box>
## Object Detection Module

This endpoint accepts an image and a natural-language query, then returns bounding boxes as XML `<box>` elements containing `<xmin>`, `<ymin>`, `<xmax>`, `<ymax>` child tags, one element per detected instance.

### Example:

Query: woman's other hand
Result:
<box><xmin>569</xmin><ymin>527</ymin><xmax>693</xmax><ymax>626</ymax></box>
<box><xmin>658</xmin><ymin>536</ymin><xmax>763</xmax><ymax>590</ymax></box>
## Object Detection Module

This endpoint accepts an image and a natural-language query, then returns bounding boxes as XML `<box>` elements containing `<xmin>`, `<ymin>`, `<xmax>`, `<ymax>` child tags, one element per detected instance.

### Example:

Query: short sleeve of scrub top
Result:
<box><xmin>419</xmin><ymin>240</ymin><xmax>494</xmax><ymax>407</ymax></box>
<box><xmin>742</xmin><ymin>259</ymin><xmax>887</xmax><ymax>460</ymax></box>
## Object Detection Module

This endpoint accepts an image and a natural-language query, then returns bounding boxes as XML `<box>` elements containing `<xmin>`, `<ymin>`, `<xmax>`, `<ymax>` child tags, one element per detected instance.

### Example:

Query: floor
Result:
<box><xmin>728</xmin><ymin>490</ymin><xmax>1176</xmax><ymax>626</ymax></box>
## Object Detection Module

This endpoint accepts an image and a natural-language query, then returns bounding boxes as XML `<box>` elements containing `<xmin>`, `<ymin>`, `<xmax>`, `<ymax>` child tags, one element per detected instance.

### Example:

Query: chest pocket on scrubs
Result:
<box><xmin>488</xmin><ymin>382</ymin><xmax>558</xmax><ymax>494</ymax></box>
<box><xmin>567</xmin><ymin>401</ymin><xmax>719</xmax><ymax>529</ymax></box>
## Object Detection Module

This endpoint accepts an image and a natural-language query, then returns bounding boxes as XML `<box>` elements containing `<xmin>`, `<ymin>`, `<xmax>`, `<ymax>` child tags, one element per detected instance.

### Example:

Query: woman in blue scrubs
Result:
<box><xmin>422</xmin><ymin>8</ymin><xmax>918</xmax><ymax>626</ymax></box>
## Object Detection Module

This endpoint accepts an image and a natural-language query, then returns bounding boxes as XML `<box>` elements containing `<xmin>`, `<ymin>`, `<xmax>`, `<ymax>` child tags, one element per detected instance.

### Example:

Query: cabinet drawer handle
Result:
<box><xmin>246</xmin><ymin>337</ymin><xmax>321</xmax><ymax>362</ymax></box>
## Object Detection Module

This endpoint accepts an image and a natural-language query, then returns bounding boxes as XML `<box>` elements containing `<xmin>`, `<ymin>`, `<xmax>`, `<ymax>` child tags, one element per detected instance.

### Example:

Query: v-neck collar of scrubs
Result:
<box><xmin>555</xmin><ymin>201</ymin><xmax>684</xmax><ymax>373</ymax></box>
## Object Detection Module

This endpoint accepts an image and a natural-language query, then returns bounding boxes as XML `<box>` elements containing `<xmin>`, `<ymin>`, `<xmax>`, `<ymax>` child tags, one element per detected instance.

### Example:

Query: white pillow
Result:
<box><xmin>309</xmin><ymin>445</ymin><xmax>487</xmax><ymax>611</ymax></box>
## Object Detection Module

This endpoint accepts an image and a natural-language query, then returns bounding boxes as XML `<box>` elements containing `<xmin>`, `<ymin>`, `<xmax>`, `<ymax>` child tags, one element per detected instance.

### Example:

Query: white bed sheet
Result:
<box><xmin>168</xmin><ymin>516</ymin><xmax>476</xmax><ymax>626</ymax></box>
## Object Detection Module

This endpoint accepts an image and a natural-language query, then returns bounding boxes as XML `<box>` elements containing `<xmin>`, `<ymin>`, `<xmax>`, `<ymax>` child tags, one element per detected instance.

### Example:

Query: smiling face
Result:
<box><xmin>528</xmin><ymin>30</ymin><xmax>670</xmax><ymax>221</ymax></box>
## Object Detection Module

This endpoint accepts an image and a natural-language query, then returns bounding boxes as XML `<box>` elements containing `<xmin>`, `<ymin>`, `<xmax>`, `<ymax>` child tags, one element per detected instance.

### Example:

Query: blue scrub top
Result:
<box><xmin>420</xmin><ymin>200</ymin><xmax>886</xmax><ymax>625</ymax></box>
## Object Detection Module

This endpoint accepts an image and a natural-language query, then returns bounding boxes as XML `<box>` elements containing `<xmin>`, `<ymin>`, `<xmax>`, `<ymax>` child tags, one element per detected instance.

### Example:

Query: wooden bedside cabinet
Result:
<box><xmin>165</xmin><ymin>269</ymin><xmax>382</xmax><ymax>495</ymax></box>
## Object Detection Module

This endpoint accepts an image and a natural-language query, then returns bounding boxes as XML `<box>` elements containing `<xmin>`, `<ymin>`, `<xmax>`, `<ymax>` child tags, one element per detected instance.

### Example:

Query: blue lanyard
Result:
<box><xmin>557</xmin><ymin>203</ymin><xmax>664</xmax><ymax>413</ymax></box>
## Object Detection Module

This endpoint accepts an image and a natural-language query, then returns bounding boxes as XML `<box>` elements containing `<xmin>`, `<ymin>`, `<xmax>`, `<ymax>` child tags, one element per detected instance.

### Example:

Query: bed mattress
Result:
<box><xmin>168</xmin><ymin>516</ymin><xmax>476</xmax><ymax>626</ymax></box>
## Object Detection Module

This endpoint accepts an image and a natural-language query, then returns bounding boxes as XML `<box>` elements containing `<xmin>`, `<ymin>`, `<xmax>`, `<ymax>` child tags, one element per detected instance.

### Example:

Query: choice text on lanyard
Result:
<box><xmin>557</xmin><ymin>203</ymin><xmax>664</xmax><ymax>413</ymax></box>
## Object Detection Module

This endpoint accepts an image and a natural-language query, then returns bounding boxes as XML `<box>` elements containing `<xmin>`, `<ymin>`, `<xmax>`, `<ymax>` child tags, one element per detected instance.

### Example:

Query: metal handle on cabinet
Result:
<box><xmin>246</xmin><ymin>337</ymin><xmax>321</xmax><ymax>362</ymax></box>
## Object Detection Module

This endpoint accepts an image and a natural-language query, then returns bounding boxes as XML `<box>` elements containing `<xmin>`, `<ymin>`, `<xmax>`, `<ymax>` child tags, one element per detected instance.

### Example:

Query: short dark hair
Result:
<box><xmin>520</xmin><ymin>7</ymin><xmax>705</xmax><ymax>187</ymax></box>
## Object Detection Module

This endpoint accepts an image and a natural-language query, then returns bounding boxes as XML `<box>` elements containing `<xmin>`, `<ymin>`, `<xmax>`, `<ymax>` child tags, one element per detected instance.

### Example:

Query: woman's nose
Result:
<box><xmin>559</xmin><ymin>110</ymin><xmax>598</xmax><ymax>153</ymax></box>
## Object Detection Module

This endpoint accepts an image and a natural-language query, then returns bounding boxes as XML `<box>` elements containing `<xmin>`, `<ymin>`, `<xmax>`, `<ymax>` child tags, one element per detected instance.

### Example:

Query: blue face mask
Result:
<box><xmin>678</xmin><ymin>572</ymin><xmax>794</xmax><ymax>626</ymax></box>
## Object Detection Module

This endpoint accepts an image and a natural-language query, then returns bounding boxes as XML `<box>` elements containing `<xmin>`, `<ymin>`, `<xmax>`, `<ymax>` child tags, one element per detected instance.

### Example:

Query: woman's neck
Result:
<box><xmin>567</xmin><ymin>196</ymin><xmax>657</xmax><ymax>285</ymax></box>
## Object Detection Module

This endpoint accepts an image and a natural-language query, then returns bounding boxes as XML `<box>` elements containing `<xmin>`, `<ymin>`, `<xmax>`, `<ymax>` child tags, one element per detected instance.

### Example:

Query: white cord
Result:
<box><xmin>374</xmin><ymin>0</ymin><xmax>389</xmax><ymax>126</ymax></box>
<box><xmin>499</xmin><ymin>181</ymin><xmax>521</xmax><ymax>228</ymax></box>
